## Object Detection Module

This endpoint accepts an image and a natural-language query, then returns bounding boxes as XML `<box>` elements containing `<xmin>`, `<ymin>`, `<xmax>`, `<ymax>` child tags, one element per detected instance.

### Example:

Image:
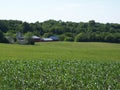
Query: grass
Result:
<box><xmin>0</xmin><ymin>42</ymin><xmax>120</xmax><ymax>61</ymax></box>
<box><xmin>0</xmin><ymin>42</ymin><xmax>120</xmax><ymax>89</ymax></box>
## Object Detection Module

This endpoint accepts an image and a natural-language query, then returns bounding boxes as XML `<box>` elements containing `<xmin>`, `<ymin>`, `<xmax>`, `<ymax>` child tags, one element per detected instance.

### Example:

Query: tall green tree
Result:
<box><xmin>0</xmin><ymin>30</ymin><xmax>8</xmax><ymax>43</ymax></box>
<box><xmin>24</xmin><ymin>32</ymin><xmax>34</xmax><ymax>45</ymax></box>
<box><xmin>22</xmin><ymin>22</ymin><xmax>32</xmax><ymax>33</ymax></box>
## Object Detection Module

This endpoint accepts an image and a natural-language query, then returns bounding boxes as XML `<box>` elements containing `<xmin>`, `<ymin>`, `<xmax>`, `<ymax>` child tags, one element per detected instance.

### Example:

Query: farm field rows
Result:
<box><xmin>0</xmin><ymin>42</ymin><xmax>120</xmax><ymax>89</ymax></box>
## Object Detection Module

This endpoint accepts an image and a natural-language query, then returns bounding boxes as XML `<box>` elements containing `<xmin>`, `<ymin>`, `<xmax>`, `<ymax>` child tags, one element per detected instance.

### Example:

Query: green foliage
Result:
<box><xmin>0</xmin><ymin>30</ymin><xmax>8</xmax><ymax>43</ymax></box>
<box><xmin>104</xmin><ymin>33</ymin><xmax>115</xmax><ymax>42</ymax></box>
<box><xmin>58</xmin><ymin>34</ymin><xmax>66</xmax><ymax>41</ymax></box>
<box><xmin>24</xmin><ymin>32</ymin><xmax>34</xmax><ymax>45</ymax></box>
<box><xmin>0</xmin><ymin>30</ymin><xmax>4</xmax><ymax>42</ymax></box>
<box><xmin>0</xmin><ymin>20</ymin><xmax>8</xmax><ymax>32</ymax></box>
<box><xmin>0</xmin><ymin>19</ymin><xmax>120</xmax><ymax>43</ymax></box>
<box><xmin>114</xmin><ymin>33</ymin><xmax>120</xmax><ymax>43</ymax></box>
<box><xmin>0</xmin><ymin>60</ymin><xmax>120</xmax><ymax>90</ymax></box>
<box><xmin>43</xmin><ymin>32</ymin><xmax>53</xmax><ymax>38</ymax></box>
<box><xmin>64</xmin><ymin>37</ymin><xmax>74</xmax><ymax>41</ymax></box>
<box><xmin>5</xmin><ymin>31</ymin><xmax>16</xmax><ymax>43</ymax></box>
<box><xmin>22</xmin><ymin>22</ymin><xmax>32</xmax><ymax>33</ymax></box>
<box><xmin>75</xmin><ymin>33</ymin><xmax>87</xmax><ymax>42</ymax></box>
<box><xmin>0</xmin><ymin>42</ymin><xmax>120</xmax><ymax>89</ymax></box>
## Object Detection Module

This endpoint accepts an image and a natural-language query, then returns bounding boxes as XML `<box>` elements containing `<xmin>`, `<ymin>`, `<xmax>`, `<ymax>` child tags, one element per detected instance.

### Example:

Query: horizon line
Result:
<box><xmin>0</xmin><ymin>19</ymin><xmax>120</xmax><ymax>24</ymax></box>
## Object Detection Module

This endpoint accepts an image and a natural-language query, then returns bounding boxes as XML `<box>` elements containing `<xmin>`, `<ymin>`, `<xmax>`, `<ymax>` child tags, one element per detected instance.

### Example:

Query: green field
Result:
<box><xmin>0</xmin><ymin>42</ymin><xmax>120</xmax><ymax>89</ymax></box>
<box><xmin>0</xmin><ymin>42</ymin><xmax>120</xmax><ymax>61</ymax></box>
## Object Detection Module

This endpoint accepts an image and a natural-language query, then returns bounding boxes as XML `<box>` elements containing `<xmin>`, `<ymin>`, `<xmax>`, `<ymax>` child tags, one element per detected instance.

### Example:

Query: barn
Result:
<box><xmin>32</xmin><ymin>36</ymin><xmax>41</xmax><ymax>42</ymax></box>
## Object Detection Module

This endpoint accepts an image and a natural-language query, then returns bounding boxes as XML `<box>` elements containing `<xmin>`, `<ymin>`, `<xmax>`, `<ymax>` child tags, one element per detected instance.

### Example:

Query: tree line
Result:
<box><xmin>0</xmin><ymin>19</ymin><xmax>120</xmax><ymax>43</ymax></box>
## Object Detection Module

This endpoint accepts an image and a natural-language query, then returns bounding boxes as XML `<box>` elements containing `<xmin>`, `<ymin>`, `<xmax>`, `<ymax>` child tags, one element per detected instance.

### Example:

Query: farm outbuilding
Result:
<box><xmin>42</xmin><ymin>38</ymin><xmax>53</xmax><ymax>42</ymax></box>
<box><xmin>49</xmin><ymin>36</ymin><xmax>59</xmax><ymax>41</ymax></box>
<box><xmin>32</xmin><ymin>36</ymin><xmax>41</xmax><ymax>42</ymax></box>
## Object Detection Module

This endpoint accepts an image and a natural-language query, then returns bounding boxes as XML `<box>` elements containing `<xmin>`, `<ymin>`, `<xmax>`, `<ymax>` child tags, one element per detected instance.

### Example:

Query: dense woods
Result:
<box><xmin>0</xmin><ymin>19</ymin><xmax>120</xmax><ymax>43</ymax></box>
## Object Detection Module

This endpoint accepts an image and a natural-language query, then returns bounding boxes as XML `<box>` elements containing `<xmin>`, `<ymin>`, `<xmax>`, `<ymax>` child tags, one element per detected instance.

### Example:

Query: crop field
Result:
<box><xmin>0</xmin><ymin>42</ymin><xmax>120</xmax><ymax>89</ymax></box>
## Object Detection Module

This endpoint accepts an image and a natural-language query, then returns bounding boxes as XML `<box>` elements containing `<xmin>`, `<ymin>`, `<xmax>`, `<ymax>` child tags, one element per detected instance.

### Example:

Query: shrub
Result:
<box><xmin>75</xmin><ymin>33</ymin><xmax>87</xmax><ymax>42</ymax></box>
<box><xmin>64</xmin><ymin>37</ymin><xmax>74</xmax><ymax>41</ymax></box>
<box><xmin>24</xmin><ymin>32</ymin><xmax>35</xmax><ymax>45</ymax></box>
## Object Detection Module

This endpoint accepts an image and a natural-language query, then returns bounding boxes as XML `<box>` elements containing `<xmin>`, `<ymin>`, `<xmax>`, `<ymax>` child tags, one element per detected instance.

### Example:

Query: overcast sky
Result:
<box><xmin>0</xmin><ymin>0</ymin><xmax>120</xmax><ymax>23</ymax></box>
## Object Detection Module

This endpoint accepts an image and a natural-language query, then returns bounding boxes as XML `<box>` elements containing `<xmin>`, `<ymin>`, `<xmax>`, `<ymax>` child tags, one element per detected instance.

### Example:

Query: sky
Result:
<box><xmin>0</xmin><ymin>0</ymin><xmax>120</xmax><ymax>23</ymax></box>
